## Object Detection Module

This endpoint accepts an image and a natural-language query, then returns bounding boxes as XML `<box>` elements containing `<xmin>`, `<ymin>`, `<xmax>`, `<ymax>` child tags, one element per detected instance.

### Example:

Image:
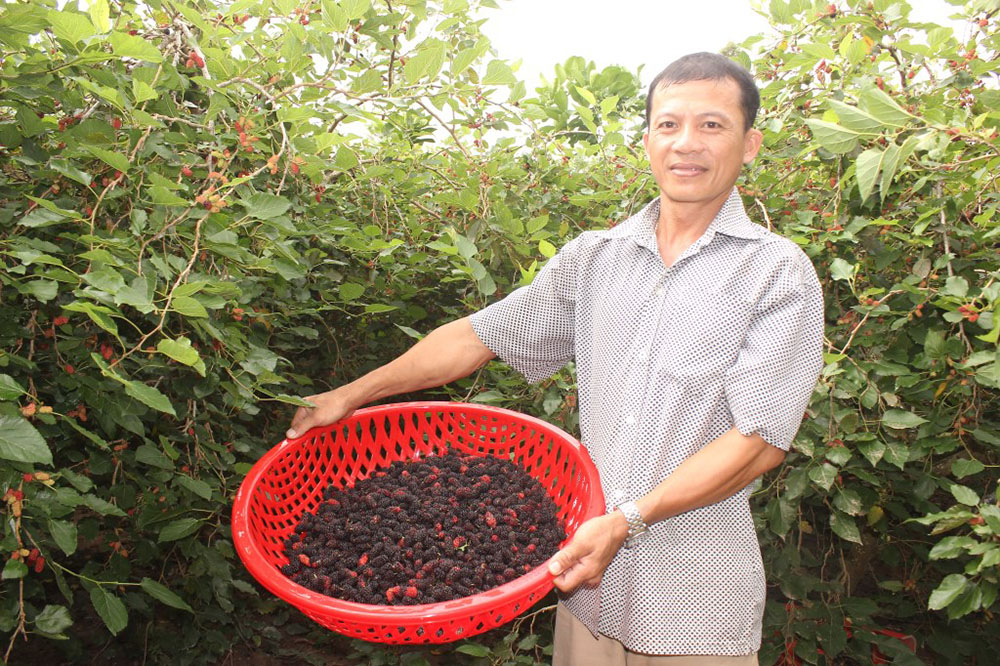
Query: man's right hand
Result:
<box><xmin>286</xmin><ymin>389</ymin><xmax>355</xmax><ymax>439</ymax></box>
<box><xmin>284</xmin><ymin>317</ymin><xmax>495</xmax><ymax>440</ymax></box>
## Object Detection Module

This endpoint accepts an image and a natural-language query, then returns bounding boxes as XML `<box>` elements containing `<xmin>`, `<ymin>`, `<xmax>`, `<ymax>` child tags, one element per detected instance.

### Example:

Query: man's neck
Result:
<box><xmin>654</xmin><ymin>192</ymin><xmax>728</xmax><ymax>268</ymax></box>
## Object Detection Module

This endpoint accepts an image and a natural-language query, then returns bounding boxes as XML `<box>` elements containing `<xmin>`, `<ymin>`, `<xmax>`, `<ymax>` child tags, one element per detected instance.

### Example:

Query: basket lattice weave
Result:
<box><xmin>232</xmin><ymin>401</ymin><xmax>605</xmax><ymax>644</ymax></box>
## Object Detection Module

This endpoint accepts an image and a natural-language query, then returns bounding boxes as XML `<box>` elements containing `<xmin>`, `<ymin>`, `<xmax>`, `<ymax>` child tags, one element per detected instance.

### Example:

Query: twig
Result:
<box><xmin>755</xmin><ymin>197</ymin><xmax>773</xmax><ymax>231</ymax></box>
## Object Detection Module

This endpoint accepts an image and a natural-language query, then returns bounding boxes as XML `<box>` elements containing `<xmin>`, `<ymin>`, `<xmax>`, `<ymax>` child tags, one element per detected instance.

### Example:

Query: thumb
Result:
<box><xmin>547</xmin><ymin>545</ymin><xmax>578</xmax><ymax>576</ymax></box>
<box><xmin>286</xmin><ymin>407</ymin><xmax>314</xmax><ymax>439</ymax></box>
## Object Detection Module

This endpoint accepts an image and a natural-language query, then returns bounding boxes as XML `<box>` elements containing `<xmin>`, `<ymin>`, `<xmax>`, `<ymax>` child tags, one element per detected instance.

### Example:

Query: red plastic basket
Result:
<box><xmin>232</xmin><ymin>401</ymin><xmax>605</xmax><ymax>644</ymax></box>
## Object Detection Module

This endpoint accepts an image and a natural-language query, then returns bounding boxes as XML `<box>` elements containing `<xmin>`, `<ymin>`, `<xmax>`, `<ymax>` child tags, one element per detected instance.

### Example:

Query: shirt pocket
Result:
<box><xmin>655</xmin><ymin>294</ymin><xmax>752</xmax><ymax>382</ymax></box>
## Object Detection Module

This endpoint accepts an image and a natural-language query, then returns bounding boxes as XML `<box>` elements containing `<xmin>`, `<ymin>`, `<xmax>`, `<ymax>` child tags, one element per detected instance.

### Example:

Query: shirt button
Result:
<box><xmin>653</xmin><ymin>285</ymin><xmax>664</xmax><ymax>297</ymax></box>
<box><xmin>624</xmin><ymin>414</ymin><xmax>637</xmax><ymax>425</ymax></box>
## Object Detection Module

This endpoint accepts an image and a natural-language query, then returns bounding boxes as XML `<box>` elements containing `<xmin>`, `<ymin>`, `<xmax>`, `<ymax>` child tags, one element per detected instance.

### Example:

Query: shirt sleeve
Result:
<box><xmin>469</xmin><ymin>237</ymin><xmax>581</xmax><ymax>384</ymax></box>
<box><xmin>724</xmin><ymin>252</ymin><xmax>825</xmax><ymax>450</ymax></box>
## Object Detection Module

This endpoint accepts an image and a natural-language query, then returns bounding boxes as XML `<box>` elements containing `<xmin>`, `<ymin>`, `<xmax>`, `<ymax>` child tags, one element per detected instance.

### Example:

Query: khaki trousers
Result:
<box><xmin>552</xmin><ymin>603</ymin><xmax>759</xmax><ymax>666</ymax></box>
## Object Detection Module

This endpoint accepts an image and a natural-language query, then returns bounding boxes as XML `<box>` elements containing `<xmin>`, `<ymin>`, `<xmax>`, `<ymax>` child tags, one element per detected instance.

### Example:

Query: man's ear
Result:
<box><xmin>743</xmin><ymin>128</ymin><xmax>764</xmax><ymax>164</ymax></box>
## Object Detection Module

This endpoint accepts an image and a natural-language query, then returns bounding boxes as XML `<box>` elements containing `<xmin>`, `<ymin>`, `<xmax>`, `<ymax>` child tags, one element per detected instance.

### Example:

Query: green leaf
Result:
<box><xmin>48</xmin><ymin>11</ymin><xmax>96</xmax><ymax>45</ymax></box>
<box><xmin>65</xmin><ymin>419</ymin><xmax>110</xmax><ymax>451</ymax></box>
<box><xmin>826</xmin><ymin>99</ymin><xmax>883</xmax><ymax>133</ymax></box>
<box><xmin>135</xmin><ymin>443</ymin><xmax>174</xmax><ymax>469</ymax></box>
<box><xmin>857</xmin><ymin>440</ymin><xmax>885</xmax><ymax>467</ymax></box>
<box><xmin>395</xmin><ymin>324</ymin><xmax>424</xmax><ymax>340</ymax></box>
<box><xmin>242</xmin><ymin>193</ymin><xmax>291</xmax><ymax>219</ymax></box>
<box><xmin>131</xmin><ymin>79</ymin><xmax>157</xmax><ymax>103</ymax></box>
<box><xmin>124</xmin><ymin>381</ymin><xmax>177</xmax><ymax>417</ymax></box>
<box><xmin>63</xmin><ymin>301</ymin><xmax>119</xmax><ymax>337</ymax></box>
<box><xmin>881</xmin><ymin>409</ymin><xmax>927</xmax><ymax>429</ymax></box>
<box><xmin>455</xmin><ymin>643</ymin><xmax>491</xmax><ymax>657</ymax></box>
<box><xmin>171</xmin><ymin>296</ymin><xmax>209</xmax><ymax>318</ymax></box>
<box><xmin>48</xmin><ymin>519</ymin><xmax>79</xmax><ymax>556</ymax></box>
<box><xmin>859</xmin><ymin>86</ymin><xmax>913</xmax><ymax>127</ymax></box>
<box><xmin>158</xmin><ymin>518</ymin><xmax>203</xmax><ymax>542</ymax></box>
<box><xmin>952</xmin><ymin>458</ymin><xmax>985</xmax><ymax>478</ymax></box>
<box><xmin>574</xmin><ymin>86</ymin><xmax>596</xmax><ymax>105</ymax></box>
<box><xmin>34</xmin><ymin>605</ymin><xmax>73</xmax><ymax>635</ymax></box>
<box><xmin>49</xmin><ymin>158</ymin><xmax>92</xmax><ymax>186</ymax></box>
<box><xmin>89</xmin><ymin>0</ymin><xmax>110</xmax><ymax>32</ymax></box>
<box><xmin>929</xmin><ymin>536</ymin><xmax>975</xmax><ymax>560</ymax></box>
<box><xmin>482</xmin><ymin>59</ymin><xmax>517</xmax><ymax>86</ymax></box>
<box><xmin>116</xmin><ymin>275</ymin><xmax>155</xmax><ymax>313</ymax></box>
<box><xmin>321</xmin><ymin>0</ymin><xmax>349</xmax><ymax>31</ymax></box>
<box><xmin>0</xmin><ymin>415</ymin><xmax>52</xmax><ymax>465</ymax></box>
<box><xmin>805</xmin><ymin>119</ymin><xmax>860</xmax><ymax>153</ymax></box>
<box><xmin>109</xmin><ymin>30</ymin><xmax>163</xmax><ymax>63</ymax></box>
<box><xmin>156</xmin><ymin>337</ymin><xmax>204</xmax><ymax>375</ymax></box>
<box><xmin>2</xmin><ymin>558</ymin><xmax>28</xmax><ymax>580</ymax></box>
<box><xmin>351</xmin><ymin>68</ymin><xmax>382</xmax><ymax>94</ymax></box>
<box><xmin>830</xmin><ymin>510</ymin><xmax>863</xmax><ymax>544</ymax></box>
<box><xmin>266</xmin><ymin>393</ymin><xmax>316</xmax><ymax>408</ymax></box>
<box><xmin>24</xmin><ymin>195</ymin><xmax>83</xmax><ymax>219</ymax></box>
<box><xmin>89</xmin><ymin>586</ymin><xmax>128</xmax><ymax>635</ymax></box>
<box><xmin>148</xmin><ymin>186</ymin><xmax>188</xmax><ymax>206</ymax></box>
<box><xmin>833</xmin><ymin>488</ymin><xmax>864</xmax><ymax>516</ymax></box>
<box><xmin>176</xmin><ymin>475</ymin><xmax>212</xmax><ymax>500</ymax></box>
<box><xmin>140</xmin><ymin>578</ymin><xmax>194</xmax><ymax>612</ymax></box>
<box><xmin>339</xmin><ymin>283</ymin><xmax>365</xmax><ymax>301</ymax></box>
<box><xmin>928</xmin><ymin>574</ymin><xmax>968</xmax><ymax>610</ymax></box>
<box><xmin>950</xmin><ymin>484</ymin><xmax>980</xmax><ymax>506</ymax></box>
<box><xmin>808</xmin><ymin>462</ymin><xmax>837</xmax><ymax>490</ymax></box>
<box><xmin>79</xmin><ymin>494</ymin><xmax>127</xmax><ymax>517</ymax></box>
<box><xmin>340</xmin><ymin>0</ymin><xmax>370</xmax><ymax>20</ymax></box>
<box><xmin>450</xmin><ymin>47</ymin><xmax>479</xmax><ymax>76</ymax></box>
<box><xmin>84</xmin><ymin>146</ymin><xmax>129</xmax><ymax>174</ymax></box>
<box><xmin>943</xmin><ymin>276</ymin><xmax>969</xmax><ymax>298</ymax></box>
<box><xmin>538</xmin><ymin>239</ymin><xmax>556</xmax><ymax>258</ymax></box>
<box><xmin>829</xmin><ymin>258</ymin><xmax>855</xmax><ymax>282</ymax></box>
<box><xmin>0</xmin><ymin>374</ymin><xmax>26</xmax><ymax>400</ymax></box>
<box><xmin>855</xmin><ymin>148</ymin><xmax>883</xmax><ymax>201</ymax></box>
<box><xmin>878</xmin><ymin>140</ymin><xmax>902</xmax><ymax>200</ymax></box>
<box><xmin>22</xmin><ymin>279</ymin><xmax>58</xmax><ymax>302</ymax></box>
<box><xmin>335</xmin><ymin>145</ymin><xmax>359</xmax><ymax>170</ymax></box>
<box><xmin>404</xmin><ymin>42</ymin><xmax>446</xmax><ymax>83</ymax></box>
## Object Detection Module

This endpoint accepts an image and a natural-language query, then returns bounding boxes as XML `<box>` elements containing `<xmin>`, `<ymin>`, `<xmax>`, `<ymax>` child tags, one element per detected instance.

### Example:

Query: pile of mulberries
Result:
<box><xmin>280</xmin><ymin>453</ymin><xmax>565</xmax><ymax>605</ymax></box>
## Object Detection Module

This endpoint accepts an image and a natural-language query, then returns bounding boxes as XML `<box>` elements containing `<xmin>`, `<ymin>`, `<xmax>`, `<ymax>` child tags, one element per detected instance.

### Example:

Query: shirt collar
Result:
<box><xmin>605</xmin><ymin>188</ymin><xmax>766</xmax><ymax>253</ymax></box>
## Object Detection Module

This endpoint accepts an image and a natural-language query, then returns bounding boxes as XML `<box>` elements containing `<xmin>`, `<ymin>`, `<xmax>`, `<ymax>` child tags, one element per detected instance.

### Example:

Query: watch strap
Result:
<box><xmin>616</xmin><ymin>500</ymin><xmax>649</xmax><ymax>547</ymax></box>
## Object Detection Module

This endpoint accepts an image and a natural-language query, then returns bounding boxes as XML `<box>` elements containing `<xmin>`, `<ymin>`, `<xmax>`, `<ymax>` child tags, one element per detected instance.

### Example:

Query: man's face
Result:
<box><xmin>643</xmin><ymin>78</ymin><xmax>763</xmax><ymax>212</ymax></box>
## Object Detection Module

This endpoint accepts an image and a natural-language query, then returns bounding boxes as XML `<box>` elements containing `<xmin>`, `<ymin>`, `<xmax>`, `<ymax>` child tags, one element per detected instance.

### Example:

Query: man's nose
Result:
<box><xmin>672</xmin><ymin>124</ymin><xmax>701</xmax><ymax>152</ymax></box>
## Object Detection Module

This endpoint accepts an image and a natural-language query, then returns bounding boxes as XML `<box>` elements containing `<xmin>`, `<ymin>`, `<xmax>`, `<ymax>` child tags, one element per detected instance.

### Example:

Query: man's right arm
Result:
<box><xmin>286</xmin><ymin>316</ymin><xmax>496</xmax><ymax>438</ymax></box>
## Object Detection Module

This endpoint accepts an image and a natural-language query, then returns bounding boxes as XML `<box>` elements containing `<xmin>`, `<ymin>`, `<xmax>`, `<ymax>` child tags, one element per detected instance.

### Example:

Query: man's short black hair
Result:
<box><xmin>645</xmin><ymin>52</ymin><xmax>760</xmax><ymax>131</ymax></box>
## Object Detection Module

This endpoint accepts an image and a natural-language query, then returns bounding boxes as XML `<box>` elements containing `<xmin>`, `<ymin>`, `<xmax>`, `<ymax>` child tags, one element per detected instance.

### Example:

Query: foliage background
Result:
<box><xmin>0</xmin><ymin>0</ymin><xmax>997</xmax><ymax>664</ymax></box>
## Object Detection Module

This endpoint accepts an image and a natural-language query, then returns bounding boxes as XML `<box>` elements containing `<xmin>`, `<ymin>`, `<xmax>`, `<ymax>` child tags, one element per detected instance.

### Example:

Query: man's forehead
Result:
<box><xmin>649</xmin><ymin>78</ymin><xmax>742</xmax><ymax>113</ymax></box>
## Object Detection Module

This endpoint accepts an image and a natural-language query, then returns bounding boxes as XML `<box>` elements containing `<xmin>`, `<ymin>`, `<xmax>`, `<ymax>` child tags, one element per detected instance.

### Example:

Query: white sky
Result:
<box><xmin>480</xmin><ymin>0</ymin><xmax>968</xmax><ymax>90</ymax></box>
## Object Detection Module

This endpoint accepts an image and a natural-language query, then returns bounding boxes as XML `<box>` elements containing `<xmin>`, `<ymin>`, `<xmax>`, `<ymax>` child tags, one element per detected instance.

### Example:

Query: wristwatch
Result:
<box><xmin>615</xmin><ymin>500</ymin><xmax>649</xmax><ymax>548</ymax></box>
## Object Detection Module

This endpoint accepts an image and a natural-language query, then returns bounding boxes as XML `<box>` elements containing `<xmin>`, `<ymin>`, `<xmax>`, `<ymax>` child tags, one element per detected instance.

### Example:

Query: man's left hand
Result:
<box><xmin>547</xmin><ymin>511</ymin><xmax>628</xmax><ymax>593</ymax></box>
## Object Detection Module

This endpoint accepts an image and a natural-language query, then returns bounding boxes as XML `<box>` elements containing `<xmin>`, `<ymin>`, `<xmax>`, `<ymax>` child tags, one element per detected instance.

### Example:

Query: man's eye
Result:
<box><xmin>705</xmin><ymin>121</ymin><xmax>721</xmax><ymax>128</ymax></box>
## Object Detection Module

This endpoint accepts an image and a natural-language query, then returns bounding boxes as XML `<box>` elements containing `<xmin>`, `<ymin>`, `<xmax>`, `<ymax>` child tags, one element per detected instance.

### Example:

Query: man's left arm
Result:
<box><xmin>549</xmin><ymin>252</ymin><xmax>825</xmax><ymax>593</ymax></box>
<box><xmin>548</xmin><ymin>428</ymin><xmax>783</xmax><ymax>591</ymax></box>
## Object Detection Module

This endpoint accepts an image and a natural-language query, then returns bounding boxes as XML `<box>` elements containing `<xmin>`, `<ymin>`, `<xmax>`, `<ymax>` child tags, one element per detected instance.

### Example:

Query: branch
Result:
<box><xmin>414</xmin><ymin>98</ymin><xmax>472</xmax><ymax>161</ymax></box>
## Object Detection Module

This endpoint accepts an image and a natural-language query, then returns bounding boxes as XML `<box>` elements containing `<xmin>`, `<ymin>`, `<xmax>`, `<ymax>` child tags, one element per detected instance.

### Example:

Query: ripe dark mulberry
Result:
<box><xmin>279</xmin><ymin>453</ymin><xmax>565</xmax><ymax>605</ymax></box>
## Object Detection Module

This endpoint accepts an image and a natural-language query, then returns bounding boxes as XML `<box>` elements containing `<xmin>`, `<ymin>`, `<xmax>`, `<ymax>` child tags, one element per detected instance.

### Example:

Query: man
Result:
<box><xmin>287</xmin><ymin>53</ymin><xmax>824</xmax><ymax>664</ymax></box>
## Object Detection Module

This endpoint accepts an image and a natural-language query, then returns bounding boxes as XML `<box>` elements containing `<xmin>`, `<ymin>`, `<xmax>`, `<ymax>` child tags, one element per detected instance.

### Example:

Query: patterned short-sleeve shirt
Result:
<box><xmin>469</xmin><ymin>189</ymin><xmax>825</xmax><ymax>656</ymax></box>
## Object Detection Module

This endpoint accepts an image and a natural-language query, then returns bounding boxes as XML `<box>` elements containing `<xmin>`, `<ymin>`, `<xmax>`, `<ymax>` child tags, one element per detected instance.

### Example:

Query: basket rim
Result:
<box><xmin>231</xmin><ymin>401</ymin><xmax>605</xmax><ymax>626</ymax></box>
